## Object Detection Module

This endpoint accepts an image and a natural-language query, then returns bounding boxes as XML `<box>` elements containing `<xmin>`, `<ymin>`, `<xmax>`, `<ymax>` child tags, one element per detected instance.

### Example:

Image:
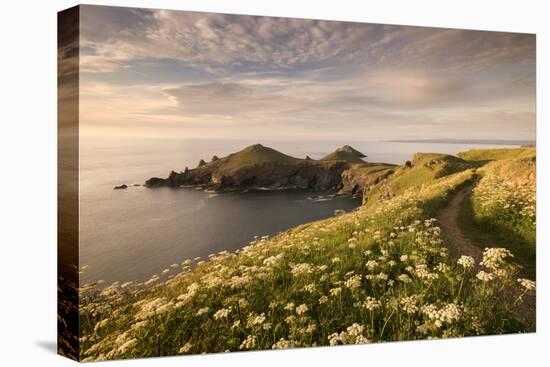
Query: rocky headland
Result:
<box><xmin>142</xmin><ymin>144</ymin><xmax>396</xmax><ymax>199</ymax></box>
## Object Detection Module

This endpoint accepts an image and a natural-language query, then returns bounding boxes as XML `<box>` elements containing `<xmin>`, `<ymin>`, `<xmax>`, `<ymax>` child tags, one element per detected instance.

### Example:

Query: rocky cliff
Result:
<box><xmin>144</xmin><ymin>144</ymin><xmax>395</xmax><ymax>198</ymax></box>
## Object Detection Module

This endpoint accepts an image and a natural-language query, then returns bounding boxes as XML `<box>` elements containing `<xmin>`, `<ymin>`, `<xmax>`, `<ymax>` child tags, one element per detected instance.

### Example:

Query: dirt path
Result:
<box><xmin>437</xmin><ymin>182</ymin><xmax>482</xmax><ymax>262</ymax></box>
<box><xmin>436</xmin><ymin>179</ymin><xmax>536</xmax><ymax>331</ymax></box>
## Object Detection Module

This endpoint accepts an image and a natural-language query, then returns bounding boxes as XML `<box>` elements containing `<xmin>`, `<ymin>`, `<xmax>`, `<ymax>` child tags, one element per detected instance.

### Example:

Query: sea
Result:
<box><xmin>79</xmin><ymin>137</ymin><xmax>520</xmax><ymax>285</ymax></box>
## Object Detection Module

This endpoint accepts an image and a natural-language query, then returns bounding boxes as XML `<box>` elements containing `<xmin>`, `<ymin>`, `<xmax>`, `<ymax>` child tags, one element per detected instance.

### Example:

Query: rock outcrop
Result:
<box><xmin>337</xmin><ymin>145</ymin><xmax>367</xmax><ymax>158</ymax></box>
<box><xmin>320</xmin><ymin>146</ymin><xmax>368</xmax><ymax>163</ymax></box>
<box><xmin>145</xmin><ymin>144</ymin><xmax>394</xmax><ymax>198</ymax></box>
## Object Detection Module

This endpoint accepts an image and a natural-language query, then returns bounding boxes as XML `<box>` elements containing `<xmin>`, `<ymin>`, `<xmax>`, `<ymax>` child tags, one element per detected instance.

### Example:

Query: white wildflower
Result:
<box><xmin>239</xmin><ymin>335</ymin><xmax>257</xmax><ymax>350</ymax></box>
<box><xmin>329</xmin><ymin>287</ymin><xmax>342</xmax><ymax>297</ymax></box>
<box><xmin>457</xmin><ymin>255</ymin><xmax>475</xmax><ymax>269</ymax></box>
<box><xmin>400</xmin><ymin>296</ymin><xmax>418</xmax><ymax>314</ymax></box>
<box><xmin>344</xmin><ymin>274</ymin><xmax>362</xmax><ymax>290</ymax></box>
<box><xmin>196</xmin><ymin>307</ymin><xmax>209</xmax><ymax>316</ymax></box>
<box><xmin>363</xmin><ymin>297</ymin><xmax>381</xmax><ymax>311</ymax></box>
<box><xmin>179</xmin><ymin>342</ymin><xmax>192</xmax><ymax>353</ymax></box>
<box><xmin>213</xmin><ymin>307</ymin><xmax>232</xmax><ymax>320</ymax></box>
<box><xmin>295</xmin><ymin>304</ymin><xmax>309</xmax><ymax>315</ymax></box>
<box><xmin>476</xmin><ymin>271</ymin><xmax>494</xmax><ymax>282</ymax></box>
<box><xmin>517</xmin><ymin>278</ymin><xmax>536</xmax><ymax>291</ymax></box>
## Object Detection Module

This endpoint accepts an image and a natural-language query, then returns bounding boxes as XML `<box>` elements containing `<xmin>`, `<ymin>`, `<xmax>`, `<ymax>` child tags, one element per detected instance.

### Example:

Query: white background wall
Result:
<box><xmin>0</xmin><ymin>0</ymin><xmax>548</xmax><ymax>365</ymax></box>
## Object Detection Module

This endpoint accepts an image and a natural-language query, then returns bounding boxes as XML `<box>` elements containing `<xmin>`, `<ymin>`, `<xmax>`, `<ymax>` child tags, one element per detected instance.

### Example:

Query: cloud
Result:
<box><xmin>76</xmin><ymin>5</ymin><xmax>536</xmax><ymax>141</ymax></box>
<box><xmin>79</xmin><ymin>6</ymin><xmax>535</xmax><ymax>77</ymax></box>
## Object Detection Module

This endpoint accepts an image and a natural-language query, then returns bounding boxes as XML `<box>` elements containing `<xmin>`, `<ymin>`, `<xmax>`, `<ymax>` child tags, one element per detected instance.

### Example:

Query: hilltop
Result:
<box><xmin>321</xmin><ymin>146</ymin><xmax>366</xmax><ymax>163</ymax></box>
<box><xmin>364</xmin><ymin>153</ymin><xmax>473</xmax><ymax>202</ymax></box>
<box><xmin>144</xmin><ymin>144</ymin><xmax>392</xmax><ymax>197</ymax></box>
<box><xmin>457</xmin><ymin>147</ymin><xmax>535</xmax><ymax>161</ymax></box>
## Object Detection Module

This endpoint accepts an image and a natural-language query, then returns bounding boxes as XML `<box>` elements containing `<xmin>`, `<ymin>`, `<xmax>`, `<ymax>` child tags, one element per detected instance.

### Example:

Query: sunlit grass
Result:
<box><xmin>78</xmin><ymin>167</ymin><xmax>535</xmax><ymax>361</ymax></box>
<box><xmin>460</xmin><ymin>158</ymin><xmax>536</xmax><ymax>277</ymax></box>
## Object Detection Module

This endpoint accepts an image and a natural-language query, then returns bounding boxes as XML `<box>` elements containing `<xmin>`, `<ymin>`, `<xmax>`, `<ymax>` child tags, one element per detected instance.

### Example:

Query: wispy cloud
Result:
<box><xmin>78</xmin><ymin>5</ymin><xmax>536</xmax><ymax>141</ymax></box>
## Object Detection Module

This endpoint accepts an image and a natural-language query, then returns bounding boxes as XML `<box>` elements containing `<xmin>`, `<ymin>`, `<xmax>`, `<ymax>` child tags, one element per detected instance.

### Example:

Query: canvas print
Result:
<box><xmin>58</xmin><ymin>5</ymin><xmax>536</xmax><ymax>362</ymax></box>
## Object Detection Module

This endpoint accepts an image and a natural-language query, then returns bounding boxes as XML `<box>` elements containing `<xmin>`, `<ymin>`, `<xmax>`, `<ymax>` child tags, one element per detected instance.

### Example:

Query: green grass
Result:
<box><xmin>353</xmin><ymin>163</ymin><xmax>395</xmax><ymax>181</ymax></box>
<box><xmin>458</xmin><ymin>147</ymin><xmax>536</xmax><ymax>161</ymax></box>
<box><xmin>320</xmin><ymin>150</ymin><xmax>367</xmax><ymax>164</ymax></box>
<box><xmin>78</xmin><ymin>158</ymin><xmax>534</xmax><ymax>361</ymax></box>
<box><xmin>458</xmin><ymin>158</ymin><xmax>536</xmax><ymax>278</ymax></box>
<box><xmin>366</xmin><ymin>153</ymin><xmax>473</xmax><ymax>202</ymax></box>
<box><xmin>199</xmin><ymin>144</ymin><xmax>303</xmax><ymax>175</ymax></box>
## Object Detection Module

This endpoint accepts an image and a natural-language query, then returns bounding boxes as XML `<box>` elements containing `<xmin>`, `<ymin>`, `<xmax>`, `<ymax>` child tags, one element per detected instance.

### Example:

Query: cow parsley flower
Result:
<box><xmin>400</xmin><ymin>296</ymin><xmax>418</xmax><ymax>314</ymax></box>
<box><xmin>517</xmin><ymin>278</ymin><xmax>536</xmax><ymax>291</ymax></box>
<box><xmin>344</xmin><ymin>274</ymin><xmax>362</xmax><ymax>290</ymax></box>
<box><xmin>457</xmin><ymin>255</ymin><xmax>475</xmax><ymax>269</ymax></box>
<box><xmin>196</xmin><ymin>307</ymin><xmax>209</xmax><ymax>316</ymax></box>
<box><xmin>329</xmin><ymin>287</ymin><xmax>342</xmax><ymax>297</ymax></box>
<box><xmin>362</xmin><ymin>297</ymin><xmax>381</xmax><ymax>311</ymax></box>
<box><xmin>398</xmin><ymin>274</ymin><xmax>412</xmax><ymax>283</ymax></box>
<box><xmin>284</xmin><ymin>302</ymin><xmax>295</xmax><ymax>311</ymax></box>
<box><xmin>476</xmin><ymin>271</ymin><xmax>494</xmax><ymax>282</ymax></box>
<box><xmin>239</xmin><ymin>335</ymin><xmax>257</xmax><ymax>350</ymax></box>
<box><xmin>213</xmin><ymin>307</ymin><xmax>232</xmax><ymax>320</ymax></box>
<box><xmin>179</xmin><ymin>342</ymin><xmax>192</xmax><ymax>353</ymax></box>
<box><xmin>480</xmin><ymin>248</ymin><xmax>513</xmax><ymax>271</ymax></box>
<box><xmin>295</xmin><ymin>304</ymin><xmax>309</xmax><ymax>315</ymax></box>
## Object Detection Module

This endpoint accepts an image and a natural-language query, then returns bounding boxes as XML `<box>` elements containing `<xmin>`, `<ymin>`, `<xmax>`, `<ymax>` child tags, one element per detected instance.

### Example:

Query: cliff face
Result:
<box><xmin>146</xmin><ymin>160</ymin><xmax>349</xmax><ymax>191</ymax></box>
<box><xmin>144</xmin><ymin>144</ymin><xmax>395</xmax><ymax>197</ymax></box>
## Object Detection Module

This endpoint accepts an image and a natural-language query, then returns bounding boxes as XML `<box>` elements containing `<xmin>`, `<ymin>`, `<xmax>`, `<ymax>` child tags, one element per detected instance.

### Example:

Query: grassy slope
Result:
<box><xmin>199</xmin><ymin>144</ymin><xmax>303</xmax><ymax>175</ymax></box>
<box><xmin>458</xmin><ymin>155</ymin><xmax>536</xmax><ymax>278</ymax></box>
<box><xmin>458</xmin><ymin>147</ymin><xmax>535</xmax><ymax>161</ymax></box>
<box><xmin>79</xmin><ymin>149</ymin><xmax>534</xmax><ymax>360</ymax></box>
<box><xmin>320</xmin><ymin>150</ymin><xmax>367</xmax><ymax>164</ymax></box>
<box><xmin>342</xmin><ymin>163</ymin><xmax>395</xmax><ymax>197</ymax></box>
<box><xmin>366</xmin><ymin>153</ymin><xmax>473</xmax><ymax>202</ymax></box>
<box><xmin>348</xmin><ymin>162</ymin><xmax>395</xmax><ymax>178</ymax></box>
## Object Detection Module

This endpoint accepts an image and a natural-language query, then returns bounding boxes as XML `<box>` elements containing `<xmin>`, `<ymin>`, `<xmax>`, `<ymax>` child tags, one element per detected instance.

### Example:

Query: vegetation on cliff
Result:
<box><xmin>364</xmin><ymin>153</ymin><xmax>472</xmax><ymax>202</ymax></box>
<box><xmin>457</xmin><ymin>147</ymin><xmax>535</xmax><ymax>161</ymax></box>
<box><xmin>321</xmin><ymin>145</ymin><xmax>368</xmax><ymax>164</ymax></box>
<box><xmin>79</xmin><ymin>147</ymin><xmax>536</xmax><ymax>361</ymax></box>
<box><xmin>145</xmin><ymin>144</ymin><xmax>389</xmax><ymax>196</ymax></box>
<box><xmin>459</xmin><ymin>152</ymin><xmax>536</xmax><ymax>278</ymax></box>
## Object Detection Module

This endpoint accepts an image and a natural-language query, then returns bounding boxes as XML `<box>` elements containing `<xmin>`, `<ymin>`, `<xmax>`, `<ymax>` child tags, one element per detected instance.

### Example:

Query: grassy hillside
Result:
<box><xmin>321</xmin><ymin>145</ymin><xmax>368</xmax><ymax>164</ymax></box>
<box><xmin>79</xmin><ymin>149</ymin><xmax>535</xmax><ymax>361</ymax></box>
<box><xmin>458</xmin><ymin>147</ymin><xmax>535</xmax><ymax>161</ymax></box>
<box><xmin>348</xmin><ymin>162</ymin><xmax>395</xmax><ymax>179</ymax></box>
<box><xmin>321</xmin><ymin>150</ymin><xmax>367</xmax><ymax>164</ymax></box>
<box><xmin>203</xmin><ymin>144</ymin><xmax>302</xmax><ymax>174</ymax></box>
<box><xmin>366</xmin><ymin>153</ymin><xmax>473</xmax><ymax>202</ymax></box>
<box><xmin>459</xmin><ymin>157</ymin><xmax>536</xmax><ymax>278</ymax></box>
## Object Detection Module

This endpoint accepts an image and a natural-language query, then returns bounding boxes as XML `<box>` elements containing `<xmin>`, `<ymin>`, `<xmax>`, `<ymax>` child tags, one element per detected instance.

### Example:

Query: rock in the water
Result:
<box><xmin>144</xmin><ymin>177</ymin><xmax>166</xmax><ymax>188</ymax></box>
<box><xmin>305</xmin><ymin>155</ymin><xmax>312</xmax><ymax>160</ymax></box>
<box><xmin>197</xmin><ymin>159</ymin><xmax>207</xmax><ymax>167</ymax></box>
<box><xmin>211</xmin><ymin>155</ymin><xmax>219</xmax><ymax>161</ymax></box>
<box><xmin>114</xmin><ymin>184</ymin><xmax>128</xmax><ymax>190</ymax></box>
<box><xmin>334</xmin><ymin>209</ymin><xmax>346</xmax><ymax>216</ymax></box>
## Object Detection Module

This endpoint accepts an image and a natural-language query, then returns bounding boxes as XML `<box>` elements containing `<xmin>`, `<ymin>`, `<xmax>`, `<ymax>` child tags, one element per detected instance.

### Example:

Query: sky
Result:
<box><xmin>76</xmin><ymin>5</ymin><xmax>536</xmax><ymax>141</ymax></box>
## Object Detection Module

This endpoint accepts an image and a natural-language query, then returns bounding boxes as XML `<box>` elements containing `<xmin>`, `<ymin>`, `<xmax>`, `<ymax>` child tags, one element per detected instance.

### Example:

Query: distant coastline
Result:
<box><xmin>388</xmin><ymin>138</ymin><xmax>535</xmax><ymax>146</ymax></box>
